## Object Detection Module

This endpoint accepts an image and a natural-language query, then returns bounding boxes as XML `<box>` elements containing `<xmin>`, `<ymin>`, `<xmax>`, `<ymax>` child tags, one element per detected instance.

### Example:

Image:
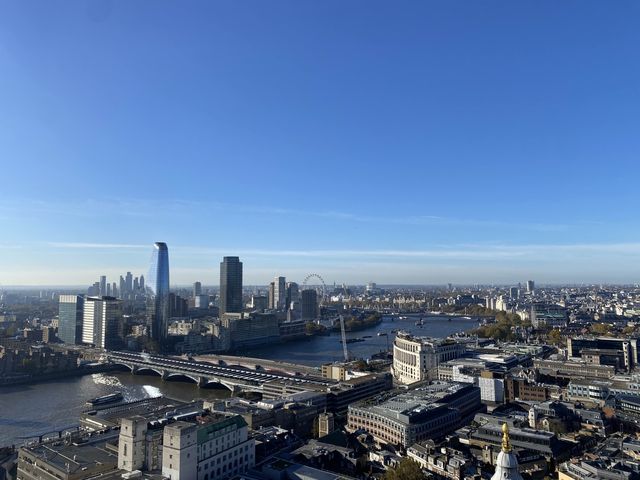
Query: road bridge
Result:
<box><xmin>104</xmin><ymin>351</ymin><xmax>332</xmax><ymax>394</ymax></box>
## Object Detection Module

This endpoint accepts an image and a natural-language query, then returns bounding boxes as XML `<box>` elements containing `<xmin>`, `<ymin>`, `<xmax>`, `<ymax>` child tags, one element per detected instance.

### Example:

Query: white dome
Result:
<box><xmin>490</xmin><ymin>451</ymin><xmax>523</xmax><ymax>480</ymax></box>
<box><xmin>496</xmin><ymin>451</ymin><xmax>519</xmax><ymax>469</ymax></box>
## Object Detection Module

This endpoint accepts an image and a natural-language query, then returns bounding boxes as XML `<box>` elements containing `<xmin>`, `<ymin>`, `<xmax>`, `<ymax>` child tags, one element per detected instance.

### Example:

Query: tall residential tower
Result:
<box><xmin>273</xmin><ymin>276</ymin><xmax>286</xmax><ymax>310</ymax></box>
<box><xmin>147</xmin><ymin>242</ymin><xmax>170</xmax><ymax>344</ymax></box>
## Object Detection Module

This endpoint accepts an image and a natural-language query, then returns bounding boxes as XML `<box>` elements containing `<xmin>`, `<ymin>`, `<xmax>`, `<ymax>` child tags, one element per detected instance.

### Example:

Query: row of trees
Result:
<box><xmin>440</xmin><ymin>304</ymin><xmax>495</xmax><ymax>315</ymax></box>
<box><xmin>342</xmin><ymin>313</ymin><xmax>383</xmax><ymax>332</ymax></box>
<box><xmin>305</xmin><ymin>322</ymin><xmax>327</xmax><ymax>335</ymax></box>
<box><xmin>473</xmin><ymin>311</ymin><xmax>524</xmax><ymax>341</ymax></box>
<box><xmin>546</xmin><ymin>321</ymin><xmax>637</xmax><ymax>346</ymax></box>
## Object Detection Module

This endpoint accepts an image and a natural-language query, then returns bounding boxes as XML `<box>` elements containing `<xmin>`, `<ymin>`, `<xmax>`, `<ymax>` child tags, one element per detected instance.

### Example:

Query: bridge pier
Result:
<box><xmin>198</xmin><ymin>377</ymin><xmax>208</xmax><ymax>388</ymax></box>
<box><xmin>161</xmin><ymin>370</ymin><xmax>169</xmax><ymax>381</ymax></box>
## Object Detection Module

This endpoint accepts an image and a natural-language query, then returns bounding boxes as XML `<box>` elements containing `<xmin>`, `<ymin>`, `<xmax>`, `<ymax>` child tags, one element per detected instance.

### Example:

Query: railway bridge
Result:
<box><xmin>105</xmin><ymin>351</ymin><xmax>331</xmax><ymax>395</ymax></box>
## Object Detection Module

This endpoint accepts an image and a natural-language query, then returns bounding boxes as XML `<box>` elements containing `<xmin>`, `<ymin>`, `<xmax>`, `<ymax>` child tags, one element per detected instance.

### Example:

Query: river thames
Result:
<box><xmin>0</xmin><ymin>315</ymin><xmax>476</xmax><ymax>446</ymax></box>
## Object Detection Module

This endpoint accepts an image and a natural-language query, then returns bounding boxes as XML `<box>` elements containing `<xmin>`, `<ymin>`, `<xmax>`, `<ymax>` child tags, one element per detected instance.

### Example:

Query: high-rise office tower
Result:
<box><xmin>249</xmin><ymin>295</ymin><xmax>268</xmax><ymax>312</ymax></box>
<box><xmin>147</xmin><ymin>242</ymin><xmax>170</xmax><ymax>344</ymax></box>
<box><xmin>268</xmin><ymin>282</ymin><xmax>276</xmax><ymax>309</ymax></box>
<box><xmin>106</xmin><ymin>283</ymin><xmax>112</xmax><ymax>297</ymax></box>
<box><xmin>58</xmin><ymin>295</ymin><xmax>84</xmax><ymax>344</ymax></box>
<box><xmin>99</xmin><ymin>276</ymin><xmax>107</xmax><ymax>296</ymax></box>
<box><xmin>526</xmin><ymin>280</ymin><xmax>535</xmax><ymax>293</ymax></box>
<box><xmin>140</xmin><ymin>275</ymin><xmax>145</xmax><ymax>291</ymax></box>
<box><xmin>301</xmin><ymin>289</ymin><xmax>318</xmax><ymax>320</ymax></box>
<box><xmin>119</xmin><ymin>276</ymin><xmax>126</xmax><ymax>297</ymax></box>
<box><xmin>193</xmin><ymin>281</ymin><xmax>202</xmax><ymax>297</ymax></box>
<box><xmin>112</xmin><ymin>282</ymin><xmax>118</xmax><ymax>298</ymax></box>
<box><xmin>169</xmin><ymin>293</ymin><xmax>188</xmax><ymax>317</ymax></box>
<box><xmin>125</xmin><ymin>272</ymin><xmax>133</xmax><ymax>294</ymax></box>
<box><xmin>89</xmin><ymin>282</ymin><xmax>100</xmax><ymax>296</ymax></box>
<box><xmin>509</xmin><ymin>287</ymin><xmax>519</xmax><ymax>299</ymax></box>
<box><xmin>133</xmin><ymin>277</ymin><xmax>139</xmax><ymax>292</ymax></box>
<box><xmin>273</xmin><ymin>276</ymin><xmax>286</xmax><ymax>310</ymax></box>
<box><xmin>82</xmin><ymin>296</ymin><xmax>122</xmax><ymax>349</ymax></box>
<box><xmin>220</xmin><ymin>256</ymin><xmax>243</xmax><ymax>315</ymax></box>
<box><xmin>286</xmin><ymin>282</ymin><xmax>299</xmax><ymax>310</ymax></box>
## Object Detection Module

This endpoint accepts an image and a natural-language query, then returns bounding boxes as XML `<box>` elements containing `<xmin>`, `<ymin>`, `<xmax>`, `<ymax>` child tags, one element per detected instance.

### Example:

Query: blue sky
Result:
<box><xmin>1</xmin><ymin>1</ymin><xmax>639</xmax><ymax>286</ymax></box>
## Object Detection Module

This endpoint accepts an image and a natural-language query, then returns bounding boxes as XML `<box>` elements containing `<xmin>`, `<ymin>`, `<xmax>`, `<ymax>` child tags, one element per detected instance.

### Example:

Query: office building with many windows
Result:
<box><xmin>301</xmin><ymin>289</ymin><xmax>318</xmax><ymax>320</ymax></box>
<box><xmin>162</xmin><ymin>415</ymin><xmax>254</xmax><ymax>480</ymax></box>
<box><xmin>273</xmin><ymin>276</ymin><xmax>286</xmax><ymax>310</ymax></box>
<box><xmin>347</xmin><ymin>382</ymin><xmax>481</xmax><ymax>447</ymax></box>
<box><xmin>219</xmin><ymin>257</ymin><xmax>243</xmax><ymax>315</ymax></box>
<box><xmin>57</xmin><ymin>294</ymin><xmax>84</xmax><ymax>344</ymax></box>
<box><xmin>82</xmin><ymin>296</ymin><xmax>122</xmax><ymax>350</ymax></box>
<box><xmin>392</xmin><ymin>332</ymin><xmax>466</xmax><ymax>384</ymax></box>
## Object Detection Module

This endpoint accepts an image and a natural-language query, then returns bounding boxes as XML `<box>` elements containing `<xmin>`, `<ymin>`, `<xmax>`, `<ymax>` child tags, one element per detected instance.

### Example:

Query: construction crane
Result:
<box><xmin>340</xmin><ymin>315</ymin><xmax>349</xmax><ymax>361</ymax></box>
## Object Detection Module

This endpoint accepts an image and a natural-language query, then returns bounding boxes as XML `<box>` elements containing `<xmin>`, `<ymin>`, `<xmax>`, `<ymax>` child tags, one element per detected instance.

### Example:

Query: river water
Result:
<box><xmin>245</xmin><ymin>314</ymin><xmax>477</xmax><ymax>365</ymax></box>
<box><xmin>0</xmin><ymin>315</ymin><xmax>475</xmax><ymax>446</ymax></box>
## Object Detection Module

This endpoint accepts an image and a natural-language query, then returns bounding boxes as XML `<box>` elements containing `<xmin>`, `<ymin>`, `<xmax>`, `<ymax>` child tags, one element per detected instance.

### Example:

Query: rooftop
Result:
<box><xmin>20</xmin><ymin>431</ymin><xmax>119</xmax><ymax>476</ymax></box>
<box><xmin>352</xmin><ymin>382</ymin><xmax>473</xmax><ymax>422</ymax></box>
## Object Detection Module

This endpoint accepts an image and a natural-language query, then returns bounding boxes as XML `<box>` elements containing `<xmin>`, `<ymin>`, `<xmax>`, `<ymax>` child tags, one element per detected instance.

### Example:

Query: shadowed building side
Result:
<box><xmin>220</xmin><ymin>256</ymin><xmax>243</xmax><ymax>315</ymax></box>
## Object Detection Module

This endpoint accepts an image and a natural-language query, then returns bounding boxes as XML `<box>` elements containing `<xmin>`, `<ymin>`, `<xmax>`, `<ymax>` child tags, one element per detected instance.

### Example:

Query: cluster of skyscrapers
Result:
<box><xmin>59</xmin><ymin>244</ymin><xmax>323</xmax><ymax>353</ymax></box>
<box><xmin>263</xmin><ymin>276</ymin><xmax>318</xmax><ymax>320</ymax></box>
<box><xmin>60</xmin><ymin>242</ymin><xmax>172</xmax><ymax>350</ymax></box>
<box><xmin>88</xmin><ymin>272</ymin><xmax>146</xmax><ymax>299</ymax></box>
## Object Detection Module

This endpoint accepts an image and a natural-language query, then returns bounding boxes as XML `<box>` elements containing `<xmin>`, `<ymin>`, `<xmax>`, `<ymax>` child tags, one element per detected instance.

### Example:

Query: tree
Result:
<box><xmin>383</xmin><ymin>458</ymin><xmax>425</xmax><ymax>480</ymax></box>
<box><xmin>353</xmin><ymin>359</ymin><xmax>368</xmax><ymax>371</ymax></box>
<box><xmin>547</xmin><ymin>329</ymin><xmax>562</xmax><ymax>346</ymax></box>
<box><xmin>305</xmin><ymin>322</ymin><xmax>326</xmax><ymax>335</ymax></box>
<box><xmin>590</xmin><ymin>323</ymin><xmax>611</xmax><ymax>336</ymax></box>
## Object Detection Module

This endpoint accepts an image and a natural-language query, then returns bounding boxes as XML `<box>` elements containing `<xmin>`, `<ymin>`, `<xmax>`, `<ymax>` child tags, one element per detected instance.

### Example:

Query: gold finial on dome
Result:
<box><xmin>502</xmin><ymin>422</ymin><xmax>512</xmax><ymax>452</ymax></box>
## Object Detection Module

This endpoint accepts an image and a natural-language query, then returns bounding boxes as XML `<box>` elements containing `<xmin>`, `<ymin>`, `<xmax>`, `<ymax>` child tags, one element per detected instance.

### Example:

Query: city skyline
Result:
<box><xmin>5</xmin><ymin>239</ymin><xmax>640</xmax><ymax>286</ymax></box>
<box><xmin>2</xmin><ymin>2</ymin><xmax>640</xmax><ymax>284</ymax></box>
<box><xmin>2</xmin><ymin>240</ymin><xmax>640</xmax><ymax>288</ymax></box>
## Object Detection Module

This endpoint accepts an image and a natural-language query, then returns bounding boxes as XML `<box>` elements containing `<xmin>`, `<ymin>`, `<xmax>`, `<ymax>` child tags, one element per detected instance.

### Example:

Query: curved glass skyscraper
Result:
<box><xmin>147</xmin><ymin>242</ymin><xmax>170</xmax><ymax>345</ymax></box>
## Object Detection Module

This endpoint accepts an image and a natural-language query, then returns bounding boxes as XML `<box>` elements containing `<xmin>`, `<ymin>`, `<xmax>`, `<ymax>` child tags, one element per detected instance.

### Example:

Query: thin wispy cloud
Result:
<box><xmin>3</xmin><ymin>197</ymin><xmax>571</xmax><ymax>232</ymax></box>
<box><xmin>48</xmin><ymin>242</ymin><xmax>149</xmax><ymax>249</ymax></box>
<box><xmin>0</xmin><ymin>244</ymin><xmax>23</xmax><ymax>250</ymax></box>
<box><xmin>44</xmin><ymin>241</ymin><xmax>640</xmax><ymax>260</ymax></box>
